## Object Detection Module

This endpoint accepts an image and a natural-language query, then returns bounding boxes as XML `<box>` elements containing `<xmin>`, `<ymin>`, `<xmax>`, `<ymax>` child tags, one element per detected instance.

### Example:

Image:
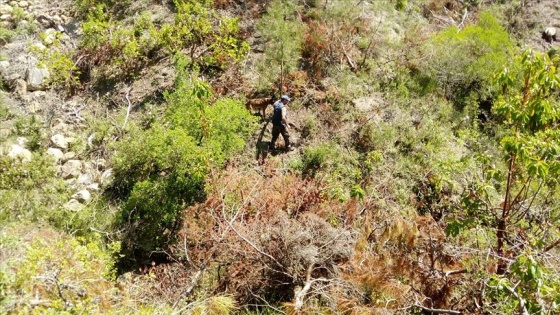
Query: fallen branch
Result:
<box><xmin>122</xmin><ymin>87</ymin><xmax>133</xmax><ymax>130</ymax></box>
<box><xmin>294</xmin><ymin>264</ymin><xmax>328</xmax><ymax>312</ymax></box>
<box><xmin>413</xmin><ymin>304</ymin><xmax>461</xmax><ymax>315</ymax></box>
<box><xmin>504</xmin><ymin>283</ymin><xmax>529</xmax><ymax>315</ymax></box>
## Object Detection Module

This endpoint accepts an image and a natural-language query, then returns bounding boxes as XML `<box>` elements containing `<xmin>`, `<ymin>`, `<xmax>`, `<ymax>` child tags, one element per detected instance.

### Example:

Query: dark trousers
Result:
<box><xmin>271</xmin><ymin>124</ymin><xmax>290</xmax><ymax>148</ymax></box>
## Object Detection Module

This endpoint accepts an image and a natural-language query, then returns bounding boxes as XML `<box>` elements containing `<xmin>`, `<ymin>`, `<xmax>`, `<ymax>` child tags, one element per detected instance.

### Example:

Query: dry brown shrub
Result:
<box><xmin>302</xmin><ymin>21</ymin><xmax>330</xmax><ymax>82</ymax></box>
<box><xmin>143</xmin><ymin>168</ymin><xmax>356</xmax><ymax>309</ymax></box>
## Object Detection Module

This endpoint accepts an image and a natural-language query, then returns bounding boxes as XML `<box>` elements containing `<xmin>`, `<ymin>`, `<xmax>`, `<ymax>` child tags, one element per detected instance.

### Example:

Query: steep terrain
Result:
<box><xmin>1</xmin><ymin>0</ymin><xmax>560</xmax><ymax>314</ymax></box>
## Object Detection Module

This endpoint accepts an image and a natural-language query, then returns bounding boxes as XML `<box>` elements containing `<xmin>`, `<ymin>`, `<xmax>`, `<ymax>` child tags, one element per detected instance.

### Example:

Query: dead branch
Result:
<box><xmin>413</xmin><ymin>304</ymin><xmax>462</xmax><ymax>314</ymax></box>
<box><xmin>226</xmin><ymin>219</ymin><xmax>283</xmax><ymax>268</ymax></box>
<box><xmin>504</xmin><ymin>282</ymin><xmax>529</xmax><ymax>315</ymax></box>
<box><xmin>457</xmin><ymin>8</ymin><xmax>469</xmax><ymax>29</ymax></box>
<box><xmin>122</xmin><ymin>87</ymin><xmax>133</xmax><ymax>130</ymax></box>
<box><xmin>293</xmin><ymin>264</ymin><xmax>328</xmax><ymax>312</ymax></box>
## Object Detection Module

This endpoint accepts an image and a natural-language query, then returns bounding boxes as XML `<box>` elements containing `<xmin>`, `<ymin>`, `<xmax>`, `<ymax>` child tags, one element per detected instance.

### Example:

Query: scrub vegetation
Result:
<box><xmin>1</xmin><ymin>0</ymin><xmax>560</xmax><ymax>314</ymax></box>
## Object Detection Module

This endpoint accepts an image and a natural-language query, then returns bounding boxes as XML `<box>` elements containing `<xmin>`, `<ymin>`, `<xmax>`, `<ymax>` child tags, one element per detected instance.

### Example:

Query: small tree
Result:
<box><xmin>452</xmin><ymin>50</ymin><xmax>560</xmax><ymax>313</ymax></box>
<box><xmin>111</xmin><ymin>56</ymin><xmax>257</xmax><ymax>262</ymax></box>
<box><xmin>255</xmin><ymin>0</ymin><xmax>305</xmax><ymax>93</ymax></box>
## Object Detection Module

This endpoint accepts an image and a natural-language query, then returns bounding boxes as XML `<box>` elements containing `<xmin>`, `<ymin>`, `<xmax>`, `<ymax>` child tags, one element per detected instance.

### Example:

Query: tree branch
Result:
<box><xmin>413</xmin><ymin>304</ymin><xmax>461</xmax><ymax>314</ymax></box>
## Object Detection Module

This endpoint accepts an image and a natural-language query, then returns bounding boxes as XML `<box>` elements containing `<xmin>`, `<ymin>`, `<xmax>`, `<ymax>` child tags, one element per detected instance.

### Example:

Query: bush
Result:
<box><xmin>78</xmin><ymin>1</ymin><xmax>249</xmax><ymax>84</ymax></box>
<box><xmin>4</xmin><ymin>231</ymin><xmax>120</xmax><ymax>314</ymax></box>
<box><xmin>111</xmin><ymin>59</ymin><xmax>257</xmax><ymax>261</ymax></box>
<box><xmin>420</xmin><ymin>12</ymin><xmax>515</xmax><ymax>108</ymax></box>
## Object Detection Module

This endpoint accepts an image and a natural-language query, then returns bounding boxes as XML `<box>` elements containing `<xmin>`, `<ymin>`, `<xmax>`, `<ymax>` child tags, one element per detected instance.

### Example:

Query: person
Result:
<box><xmin>270</xmin><ymin>95</ymin><xmax>293</xmax><ymax>151</ymax></box>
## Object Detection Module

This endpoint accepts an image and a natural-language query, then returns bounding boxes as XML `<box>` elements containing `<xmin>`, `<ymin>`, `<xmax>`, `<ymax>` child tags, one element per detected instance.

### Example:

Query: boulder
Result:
<box><xmin>18</xmin><ymin>1</ymin><xmax>28</xmax><ymax>8</ymax></box>
<box><xmin>42</xmin><ymin>28</ymin><xmax>58</xmax><ymax>45</ymax></box>
<box><xmin>0</xmin><ymin>4</ymin><xmax>13</xmax><ymax>15</ymax></box>
<box><xmin>61</xmin><ymin>160</ymin><xmax>82</xmax><ymax>179</ymax></box>
<box><xmin>64</xmin><ymin>199</ymin><xmax>84</xmax><ymax>212</ymax></box>
<box><xmin>72</xmin><ymin>189</ymin><xmax>91</xmax><ymax>203</ymax></box>
<box><xmin>100</xmin><ymin>169</ymin><xmax>113</xmax><ymax>187</ymax></box>
<box><xmin>26</xmin><ymin>65</ymin><xmax>50</xmax><ymax>91</ymax></box>
<box><xmin>7</xmin><ymin>144</ymin><xmax>32</xmax><ymax>162</ymax></box>
<box><xmin>36</xmin><ymin>14</ymin><xmax>55</xmax><ymax>28</ymax></box>
<box><xmin>63</xmin><ymin>151</ymin><xmax>76</xmax><ymax>161</ymax></box>
<box><xmin>46</xmin><ymin>147</ymin><xmax>64</xmax><ymax>163</ymax></box>
<box><xmin>76</xmin><ymin>173</ymin><xmax>93</xmax><ymax>186</ymax></box>
<box><xmin>13</xmin><ymin>78</ymin><xmax>26</xmax><ymax>96</ymax></box>
<box><xmin>50</xmin><ymin>134</ymin><xmax>69</xmax><ymax>149</ymax></box>
<box><xmin>87</xmin><ymin>183</ymin><xmax>100</xmax><ymax>191</ymax></box>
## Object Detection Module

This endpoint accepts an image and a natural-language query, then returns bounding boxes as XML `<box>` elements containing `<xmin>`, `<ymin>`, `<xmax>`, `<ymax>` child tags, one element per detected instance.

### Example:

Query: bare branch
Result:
<box><xmin>226</xmin><ymin>219</ymin><xmax>283</xmax><ymax>268</ymax></box>
<box><xmin>504</xmin><ymin>283</ymin><xmax>529</xmax><ymax>315</ymax></box>
<box><xmin>122</xmin><ymin>87</ymin><xmax>133</xmax><ymax>130</ymax></box>
<box><xmin>412</xmin><ymin>304</ymin><xmax>462</xmax><ymax>314</ymax></box>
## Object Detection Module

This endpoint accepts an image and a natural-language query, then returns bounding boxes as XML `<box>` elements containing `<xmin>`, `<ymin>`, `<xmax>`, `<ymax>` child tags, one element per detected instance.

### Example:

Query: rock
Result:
<box><xmin>0</xmin><ymin>60</ymin><xmax>9</xmax><ymax>76</ymax></box>
<box><xmin>36</xmin><ymin>14</ymin><xmax>55</xmax><ymax>28</ymax></box>
<box><xmin>94</xmin><ymin>158</ymin><xmax>107</xmax><ymax>169</ymax></box>
<box><xmin>87</xmin><ymin>183</ymin><xmax>100</xmax><ymax>191</ymax></box>
<box><xmin>30</xmin><ymin>42</ymin><xmax>46</xmax><ymax>51</ymax></box>
<box><xmin>100</xmin><ymin>169</ymin><xmax>113</xmax><ymax>187</ymax></box>
<box><xmin>42</xmin><ymin>28</ymin><xmax>58</xmax><ymax>45</ymax></box>
<box><xmin>7</xmin><ymin>144</ymin><xmax>32</xmax><ymax>162</ymax></box>
<box><xmin>72</xmin><ymin>190</ymin><xmax>91</xmax><ymax>203</ymax></box>
<box><xmin>46</xmin><ymin>147</ymin><xmax>64</xmax><ymax>162</ymax></box>
<box><xmin>17</xmin><ymin>19</ymin><xmax>27</xmax><ymax>28</ymax></box>
<box><xmin>17</xmin><ymin>1</ymin><xmax>28</xmax><ymax>8</ymax></box>
<box><xmin>61</xmin><ymin>160</ymin><xmax>82</xmax><ymax>179</ymax></box>
<box><xmin>0</xmin><ymin>13</ymin><xmax>11</xmax><ymax>21</ymax></box>
<box><xmin>13</xmin><ymin>78</ymin><xmax>26</xmax><ymax>96</ymax></box>
<box><xmin>0</xmin><ymin>4</ymin><xmax>12</xmax><ymax>15</ymax></box>
<box><xmin>76</xmin><ymin>173</ymin><xmax>93</xmax><ymax>186</ymax></box>
<box><xmin>63</xmin><ymin>151</ymin><xmax>76</xmax><ymax>161</ymax></box>
<box><xmin>64</xmin><ymin>199</ymin><xmax>84</xmax><ymax>212</ymax></box>
<box><xmin>26</xmin><ymin>64</ymin><xmax>50</xmax><ymax>91</ymax></box>
<box><xmin>51</xmin><ymin>134</ymin><xmax>68</xmax><ymax>149</ymax></box>
<box><xmin>543</xmin><ymin>27</ymin><xmax>557</xmax><ymax>42</ymax></box>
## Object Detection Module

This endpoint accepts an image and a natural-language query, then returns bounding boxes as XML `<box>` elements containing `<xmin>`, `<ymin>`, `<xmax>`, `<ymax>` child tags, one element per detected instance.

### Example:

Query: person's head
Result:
<box><xmin>280</xmin><ymin>95</ymin><xmax>291</xmax><ymax>104</ymax></box>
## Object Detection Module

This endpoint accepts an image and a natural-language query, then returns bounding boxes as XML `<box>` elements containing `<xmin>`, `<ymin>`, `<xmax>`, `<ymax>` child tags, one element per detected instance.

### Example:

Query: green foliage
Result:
<box><xmin>74</xmin><ymin>0</ymin><xmax>132</xmax><ymax>17</ymax></box>
<box><xmin>79</xmin><ymin>0</ymin><xmax>249</xmax><ymax>83</ymax></box>
<box><xmin>0</xmin><ymin>97</ymin><xmax>10</xmax><ymax>120</ymax></box>
<box><xmin>13</xmin><ymin>115</ymin><xmax>42</xmax><ymax>151</ymax></box>
<box><xmin>35</xmin><ymin>33</ymin><xmax>81</xmax><ymax>92</ymax></box>
<box><xmin>0</xmin><ymin>25</ymin><xmax>15</xmax><ymax>43</ymax></box>
<box><xmin>111</xmin><ymin>58</ymin><xmax>257</xmax><ymax>257</ymax></box>
<box><xmin>487</xmin><ymin>253</ymin><xmax>560</xmax><ymax>314</ymax></box>
<box><xmin>255</xmin><ymin>0</ymin><xmax>305</xmax><ymax>91</ymax></box>
<box><xmin>0</xmin><ymin>154</ymin><xmax>71</xmax><ymax>224</ymax></box>
<box><xmin>6</xmin><ymin>234</ymin><xmax>121</xmax><ymax>314</ymax></box>
<box><xmin>421</xmin><ymin>12</ymin><xmax>515</xmax><ymax>107</ymax></box>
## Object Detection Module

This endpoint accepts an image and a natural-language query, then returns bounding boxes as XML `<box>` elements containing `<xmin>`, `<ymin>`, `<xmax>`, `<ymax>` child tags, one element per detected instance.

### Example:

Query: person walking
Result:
<box><xmin>270</xmin><ymin>95</ymin><xmax>293</xmax><ymax>151</ymax></box>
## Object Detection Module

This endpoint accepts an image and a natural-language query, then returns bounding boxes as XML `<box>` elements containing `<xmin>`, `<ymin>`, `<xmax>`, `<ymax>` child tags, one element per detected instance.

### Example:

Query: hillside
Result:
<box><xmin>1</xmin><ymin>0</ymin><xmax>560</xmax><ymax>314</ymax></box>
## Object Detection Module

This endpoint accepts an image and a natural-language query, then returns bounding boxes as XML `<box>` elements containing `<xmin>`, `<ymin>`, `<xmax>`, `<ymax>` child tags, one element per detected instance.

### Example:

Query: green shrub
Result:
<box><xmin>13</xmin><ymin>115</ymin><xmax>42</xmax><ymax>151</ymax></box>
<box><xmin>78</xmin><ymin>1</ymin><xmax>249</xmax><ymax>84</ymax></box>
<box><xmin>6</xmin><ymin>232</ymin><xmax>121</xmax><ymax>314</ymax></box>
<box><xmin>420</xmin><ymin>12</ymin><xmax>515</xmax><ymax>108</ymax></box>
<box><xmin>33</xmin><ymin>30</ymin><xmax>81</xmax><ymax>92</ymax></box>
<box><xmin>0</xmin><ymin>154</ymin><xmax>70</xmax><ymax>223</ymax></box>
<box><xmin>255</xmin><ymin>0</ymin><xmax>305</xmax><ymax>90</ymax></box>
<box><xmin>111</xmin><ymin>58</ymin><xmax>257</xmax><ymax>259</ymax></box>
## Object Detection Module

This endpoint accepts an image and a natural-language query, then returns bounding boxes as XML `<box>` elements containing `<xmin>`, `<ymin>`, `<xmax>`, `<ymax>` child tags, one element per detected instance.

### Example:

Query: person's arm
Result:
<box><xmin>281</xmin><ymin>107</ymin><xmax>288</xmax><ymax>127</ymax></box>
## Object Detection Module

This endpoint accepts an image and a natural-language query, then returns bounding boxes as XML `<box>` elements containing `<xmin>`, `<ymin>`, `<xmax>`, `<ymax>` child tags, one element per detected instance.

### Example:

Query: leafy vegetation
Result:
<box><xmin>110</xmin><ymin>57</ymin><xmax>256</xmax><ymax>260</ymax></box>
<box><xmin>2</xmin><ymin>0</ymin><xmax>560</xmax><ymax>314</ymax></box>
